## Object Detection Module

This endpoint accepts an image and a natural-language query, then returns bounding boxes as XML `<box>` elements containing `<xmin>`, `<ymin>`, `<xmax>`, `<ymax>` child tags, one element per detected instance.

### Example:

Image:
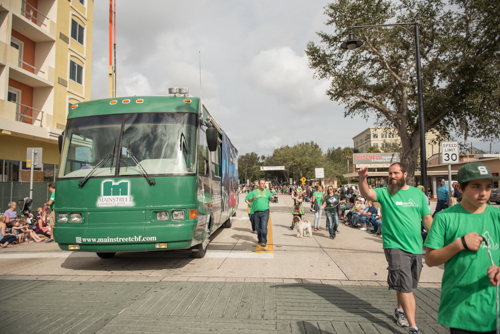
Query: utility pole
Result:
<box><xmin>109</xmin><ymin>0</ymin><xmax>116</xmax><ymax>98</ymax></box>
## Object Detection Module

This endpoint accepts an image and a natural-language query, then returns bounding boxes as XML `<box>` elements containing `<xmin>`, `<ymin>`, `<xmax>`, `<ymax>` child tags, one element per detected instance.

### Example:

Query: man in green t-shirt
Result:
<box><xmin>44</xmin><ymin>182</ymin><xmax>56</xmax><ymax>243</ymax></box>
<box><xmin>249</xmin><ymin>179</ymin><xmax>272</xmax><ymax>248</ymax></box>
<box><xmin>425</xmin><ymin>163</ymin><xmax>500</xmax><ymax>333</ymax></box>
<box><xmin>359</xmin><ymin>163</ymin><xmax>432</xmax><ymax>334</ymax></box>
<box><xmin>245</xmin><ymin>184</ymin><xmax>257</xmax><ymax>233</ymax></box>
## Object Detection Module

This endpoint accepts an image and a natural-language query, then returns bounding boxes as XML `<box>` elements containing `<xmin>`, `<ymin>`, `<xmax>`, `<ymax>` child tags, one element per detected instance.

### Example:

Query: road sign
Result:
<box><xmin>300</xmin><ymin>177</ymin><xmax>306</xmax><ymax>183</ymax></box>
<box><xmin>26</xmin><ymin>147</ymin><xmax>43</xmax><ymax>167</ymax></box>
<box><xmin>315</xmin><ymin>168</ymin><xmax>324</xmax><ymax>179</ymax></box>
<box><xmin>441</xmin><ymin>141</ymin><xmax>459</xmax><ymax>164</ymax></box>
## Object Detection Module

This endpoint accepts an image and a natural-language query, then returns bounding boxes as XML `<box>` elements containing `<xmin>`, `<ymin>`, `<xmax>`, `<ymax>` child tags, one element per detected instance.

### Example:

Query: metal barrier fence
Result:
<box><xmin>0</xmin><ymin>182</ymin><xmax>50</xmax><ymax>215</ymax></box>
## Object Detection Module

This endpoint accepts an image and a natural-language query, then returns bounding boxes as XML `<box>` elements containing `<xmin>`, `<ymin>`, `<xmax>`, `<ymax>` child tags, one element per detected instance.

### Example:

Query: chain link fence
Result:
<box><xmin>0</xmin><ymin>182</ymin><xmax>50</xmax><ymax>214</ymax></box>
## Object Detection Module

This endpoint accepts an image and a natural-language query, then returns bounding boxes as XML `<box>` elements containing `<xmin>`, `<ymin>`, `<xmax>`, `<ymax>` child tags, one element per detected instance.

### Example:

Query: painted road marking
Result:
<box><xmin>255</xmin><ymin>214</ymin><xmax>274</xmax><ymax>254</ymax></box>
<box><xmin>0</xmin><ymin>251</ymin><xmax>273</xmax><ymax>259</ymax></box>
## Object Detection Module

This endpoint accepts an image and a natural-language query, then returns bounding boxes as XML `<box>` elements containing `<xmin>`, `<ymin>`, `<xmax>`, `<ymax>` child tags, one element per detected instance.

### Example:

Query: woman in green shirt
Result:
<box><xmin>312</xmin><ymin>185</ymin><xmax>324</xmax><ymax>231</ymax></box>
<box><xmin>322</xmin><ymin>186</ymin><xmax>343</xmax><ymax>239</ymax></box>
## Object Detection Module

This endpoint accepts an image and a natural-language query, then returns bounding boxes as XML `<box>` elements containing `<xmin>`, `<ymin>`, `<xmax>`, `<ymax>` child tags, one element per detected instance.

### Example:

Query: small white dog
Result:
<box><xmin>293</xmin><ymin>216</ymin><xmax>312</xmax><ymax>238</ymax></box>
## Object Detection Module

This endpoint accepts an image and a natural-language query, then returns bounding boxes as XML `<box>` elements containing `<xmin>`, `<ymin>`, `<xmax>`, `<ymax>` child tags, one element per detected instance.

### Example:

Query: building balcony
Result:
<box><xmin>7</xmin><ymin>44</ymin><xmax>54</xmax><ymax>88</ymax></box>
<box><xmin>11</xmin><ymin>0</ymin><xmax>56</xmax><ymax>42</ymax></box>
<box><xmin>0</xmin><ymin>99</ymin><xmax>61</xmax><ymax>142</ymax></box>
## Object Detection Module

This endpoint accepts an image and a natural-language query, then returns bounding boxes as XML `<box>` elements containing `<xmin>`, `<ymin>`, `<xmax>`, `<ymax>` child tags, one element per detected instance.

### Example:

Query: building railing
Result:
<box><xmin>21</xmin><ymin>0</ymin><xmax>48</xmax><ymax>27</ymax></box>
<box><xmin>12</xmin><ymin>102</ymin><xmax>45</xmax><ymax>127</ymax></box>
<box><xmin>17</xmin><ymin>58</ymin><xmax>45</xmax><ymax>75</ymax></box>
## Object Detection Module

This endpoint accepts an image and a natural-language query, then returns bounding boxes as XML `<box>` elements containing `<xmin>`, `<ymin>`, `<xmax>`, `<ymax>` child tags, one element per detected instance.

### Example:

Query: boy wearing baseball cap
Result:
<box><xmin>424</xmin><ymin>163</ymin><xmax>500</xmax><ymax>333</ymax></box>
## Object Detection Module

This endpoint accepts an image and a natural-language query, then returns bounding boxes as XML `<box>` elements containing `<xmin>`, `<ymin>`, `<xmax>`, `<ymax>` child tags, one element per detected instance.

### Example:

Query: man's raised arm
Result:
<box><xmin>358</xmin><ymin>167</ymin><xmax>377</xmax><ymax>202</ymax></box>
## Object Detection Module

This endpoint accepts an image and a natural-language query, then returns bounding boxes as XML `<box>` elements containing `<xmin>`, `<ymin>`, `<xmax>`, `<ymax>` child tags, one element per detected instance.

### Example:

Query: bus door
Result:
<box><xmin>210</xmin><ymin>140</ymin><xmax>223</xmax><ymax>230</ymax></box>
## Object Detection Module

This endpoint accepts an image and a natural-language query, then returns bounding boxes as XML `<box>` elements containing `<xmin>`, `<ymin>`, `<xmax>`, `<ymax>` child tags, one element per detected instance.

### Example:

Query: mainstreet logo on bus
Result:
<box><xmin>97</xmin><ymin>180</ymin><xmax>134</xmax><ymax>207</ymax></box>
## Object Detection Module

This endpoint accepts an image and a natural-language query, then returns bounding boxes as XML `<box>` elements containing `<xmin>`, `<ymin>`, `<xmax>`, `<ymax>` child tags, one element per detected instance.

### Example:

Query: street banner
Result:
<box><xmin>260</xmin><ymin>166</ymin><xmax>285</xmax><ymax>171</ymax></box>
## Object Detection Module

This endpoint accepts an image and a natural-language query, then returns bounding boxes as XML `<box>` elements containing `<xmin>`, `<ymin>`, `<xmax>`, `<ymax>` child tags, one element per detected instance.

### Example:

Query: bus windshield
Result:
<box><xmin>58</xmin><ymin>112</ymin><xmax>198</xmax><ymax>179</ymax></box>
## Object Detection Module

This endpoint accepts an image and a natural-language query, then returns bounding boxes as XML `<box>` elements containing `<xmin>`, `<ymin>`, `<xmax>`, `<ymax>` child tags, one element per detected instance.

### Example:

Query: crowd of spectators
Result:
<box><xmin>0</xmin><ymin>183</ymin><xmax>55</xmax><ymax>248</ymax></box>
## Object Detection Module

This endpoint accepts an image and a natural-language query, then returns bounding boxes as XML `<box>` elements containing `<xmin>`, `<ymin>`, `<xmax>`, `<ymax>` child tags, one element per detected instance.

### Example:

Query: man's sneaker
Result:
<box><xmin>394</xmin><ymin>309</ymin><xmax>409</xmax><ymax>327</ymax></box>
<box><xmin>409</xmin><ymin>328</ymin><xmax>421</xmax><ymax>334</ymax></box>
<box><xmin>359</xmin><ymin>227</ymin><xmax>367</xmax><ymax>231</ymax></box>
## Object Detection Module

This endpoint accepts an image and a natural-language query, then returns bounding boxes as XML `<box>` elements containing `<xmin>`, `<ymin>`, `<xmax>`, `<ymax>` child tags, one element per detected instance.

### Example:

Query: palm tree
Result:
<box><xmin>342</xmin><ymin>147</ymin><xmax>353</xmax><ymax>172</ymax></box>
<box><xmin>366</xmin><ymin>146</ymin><xmax>381</xmax><ymax>153</ymax></box>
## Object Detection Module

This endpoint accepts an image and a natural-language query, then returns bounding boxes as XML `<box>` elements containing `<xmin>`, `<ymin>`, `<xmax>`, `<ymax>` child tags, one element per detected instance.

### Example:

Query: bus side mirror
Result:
<box><xmin>58</xmin><ymin>132</ymin><xmax>64</xmax><ymax>153</ymax></box>
<box><xmin>206</xmin><ymin>128</ymin><xmax>218</xmax><ymax>152</ymax></box>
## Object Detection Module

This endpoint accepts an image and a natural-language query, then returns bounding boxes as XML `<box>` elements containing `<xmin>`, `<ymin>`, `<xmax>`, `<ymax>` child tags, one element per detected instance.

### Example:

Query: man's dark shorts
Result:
<box><xmin>384</xmin><ymin>248</ymin><xmax>422</xmax><ymax>293</ymax></box>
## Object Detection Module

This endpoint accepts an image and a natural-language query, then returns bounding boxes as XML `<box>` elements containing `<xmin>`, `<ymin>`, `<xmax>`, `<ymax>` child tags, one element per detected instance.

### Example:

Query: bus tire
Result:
<box><xmin>192</xmin><ymin>242</ymin><xmax>207</xmax><ymax>258</ymax></box>
<box><xmin>96</xmin><ymin>252</ymin><xmax>116</xmax><ymax>259</ymax></box>
<box><xmin>223</xmin><ymin>216</ymin><xmax>232</xmax><ymax>228</ymax></box>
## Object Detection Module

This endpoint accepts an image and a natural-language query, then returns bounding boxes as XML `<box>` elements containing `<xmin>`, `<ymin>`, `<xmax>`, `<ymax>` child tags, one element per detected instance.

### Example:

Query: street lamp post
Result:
<box><xmin>341</xmin><ymin>23</ymin><xmax>427</xmax><ymax>191</ymax></box>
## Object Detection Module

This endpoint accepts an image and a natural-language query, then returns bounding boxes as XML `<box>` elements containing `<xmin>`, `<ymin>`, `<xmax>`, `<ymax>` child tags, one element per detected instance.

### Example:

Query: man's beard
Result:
<box><xmin>388</xmin><ymin>176</ymin><xmax>406</xmax><ymax>196</ymax></box>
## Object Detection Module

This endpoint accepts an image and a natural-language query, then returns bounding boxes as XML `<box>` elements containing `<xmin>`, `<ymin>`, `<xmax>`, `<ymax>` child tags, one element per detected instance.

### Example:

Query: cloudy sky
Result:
<box><xmin>90</xmin><ymin>0</ymin><xmax>499</xmax><ymax>157</ymax></box>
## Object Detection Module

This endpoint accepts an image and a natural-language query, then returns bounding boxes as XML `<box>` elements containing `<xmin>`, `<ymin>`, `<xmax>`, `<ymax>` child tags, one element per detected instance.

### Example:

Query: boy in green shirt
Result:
<box><xmin>425</xmin><ymin>163</ymin><xmax>500</xmax><ymax>333</ymax></box>
<box><xmin>249</xmin><ymin>179</ymin><xmax>272</xmax><ymax>247</ymax></box>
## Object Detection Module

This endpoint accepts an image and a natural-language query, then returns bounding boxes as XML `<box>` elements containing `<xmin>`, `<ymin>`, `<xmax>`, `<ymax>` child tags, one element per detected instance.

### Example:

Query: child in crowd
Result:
<box><xmin>425</xmin><ymin>163</ymin><xmax>500</xmax><ymax>333</ymax></box>
<box><xmin>11</xmin><ymin>219</ymin><xmax>24</xmax><ymax>244</ymax></box>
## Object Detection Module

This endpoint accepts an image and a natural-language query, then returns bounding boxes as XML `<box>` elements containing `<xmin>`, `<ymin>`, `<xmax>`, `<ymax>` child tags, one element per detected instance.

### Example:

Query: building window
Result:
<box><xmin>69</xmin><ymin>60</ymin><xmax>83</xmax><ymax>84</ymax></box>
<box><xmin>374</xmin><ymin>143</ymin><xmax>379</xmax><ymax>147</ymax></box>
<box><xmin>77</xmin><ymin>0</ymin><xmax>85</xmax><ymax>5</ymax></box>
<box><xmin>373</xmin><ymin>133</ymin><xmax>378</xmax><ymax>139</ymax></box>
<box><xmin>71</xmin><ymin>19</ymin><xmax>85</xmax><ymax>45</ymax></box>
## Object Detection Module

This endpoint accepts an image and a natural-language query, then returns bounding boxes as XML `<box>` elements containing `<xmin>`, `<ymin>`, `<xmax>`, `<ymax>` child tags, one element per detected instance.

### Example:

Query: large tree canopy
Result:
<box><xmin>306</xmin><ymin>0</ymin><xmax>500</xmax><ymax>183</ymax></box>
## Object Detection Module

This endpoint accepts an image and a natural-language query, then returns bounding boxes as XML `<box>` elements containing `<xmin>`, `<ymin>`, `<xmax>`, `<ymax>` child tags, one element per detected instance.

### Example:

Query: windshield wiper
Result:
<box><xmin>78</xmin><ymin>153</ymin><xmax>113</xmax><ymax>188</ymax></box>
<box><xmin>127</xmin><ymin>149</ymin><xmax>156</xmax><ymax>186</ymax></box>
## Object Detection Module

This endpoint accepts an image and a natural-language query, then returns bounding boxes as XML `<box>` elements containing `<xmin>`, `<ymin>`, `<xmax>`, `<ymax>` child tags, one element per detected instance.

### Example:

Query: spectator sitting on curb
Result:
<box><xmin>0</xmin><ymin>214</ymin><xmax>17</xmax><ymax>248</ymax></box>
<box><xmin>358</xmin><ymin>201</ymin><xmax>378</xmax><ymax>231</ymax></box>
<box><xmin>3</xmin><ymin>201</ymin><xmax>17</xmax><ymax>226</ymax></box>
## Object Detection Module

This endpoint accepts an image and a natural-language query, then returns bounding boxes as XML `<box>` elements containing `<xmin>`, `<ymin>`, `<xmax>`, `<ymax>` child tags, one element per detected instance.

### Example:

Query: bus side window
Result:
<box><xmin>211</xmin><ymin>144</ymin><xmax>222</xmax><ymax>177</ymax></box>
<box><xmin>198</xmin><ymin>129</ymin><xmax>209</xmax><ymax>176</ymax></box>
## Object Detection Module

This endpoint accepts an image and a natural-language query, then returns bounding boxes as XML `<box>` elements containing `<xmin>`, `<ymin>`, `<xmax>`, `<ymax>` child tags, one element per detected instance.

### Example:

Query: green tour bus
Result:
<box><xmin>55</xmin><ymin>94</ymin><xmax>239</xmax><ymax>258</ymax></box>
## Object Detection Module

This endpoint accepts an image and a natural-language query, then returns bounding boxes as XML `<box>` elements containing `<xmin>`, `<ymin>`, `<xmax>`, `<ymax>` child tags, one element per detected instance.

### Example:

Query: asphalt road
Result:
<box><xmin>2</xmin><ymin>193</ymin><xmax>491</xmax><ymax>333</ymax></box>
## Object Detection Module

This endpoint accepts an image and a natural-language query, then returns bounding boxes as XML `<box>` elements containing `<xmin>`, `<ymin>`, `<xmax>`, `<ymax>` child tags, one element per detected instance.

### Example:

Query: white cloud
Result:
<box><xmin>257</xmin><ymin>136</ymin><xmax>282</xmax><ymax>152</ymax></box>
<box><xmin>243</xmin><ymin>47</ymin><xmax>332</xmax><ymax>112</ymax></box>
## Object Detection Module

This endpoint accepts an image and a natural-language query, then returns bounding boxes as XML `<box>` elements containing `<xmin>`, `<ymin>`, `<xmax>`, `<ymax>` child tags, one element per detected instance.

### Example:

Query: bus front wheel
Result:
<box><xmin>96</xmin><ymin>252</ymin><xmax>116</xmax><ymax>259</ymax></box>
<box><xmin>192</xmin><ymin>241</ymin><xmax>207</xmax><ymax>258</ymax></box>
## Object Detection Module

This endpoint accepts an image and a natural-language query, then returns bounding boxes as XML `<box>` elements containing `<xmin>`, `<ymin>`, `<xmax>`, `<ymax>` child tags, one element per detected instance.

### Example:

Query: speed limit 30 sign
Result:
<box><xmin>441</xmin><ymin>141</ymin><xmax>459</xmax><ymax>164</ymax></box>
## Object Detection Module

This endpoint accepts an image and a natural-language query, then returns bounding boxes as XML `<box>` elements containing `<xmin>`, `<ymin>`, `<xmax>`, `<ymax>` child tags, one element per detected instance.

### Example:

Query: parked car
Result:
<box><xmin>490</xmin><ymin>188</ymin><xmax>500</xmax><ymax>204</ymax></box>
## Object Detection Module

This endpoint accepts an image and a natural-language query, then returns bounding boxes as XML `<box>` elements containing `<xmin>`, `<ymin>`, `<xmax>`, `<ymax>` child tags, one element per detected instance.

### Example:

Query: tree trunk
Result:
<box><xmin>399</xmin><ymin>130</ymin><xmax>421</xmax><ymax>187</ymax></box>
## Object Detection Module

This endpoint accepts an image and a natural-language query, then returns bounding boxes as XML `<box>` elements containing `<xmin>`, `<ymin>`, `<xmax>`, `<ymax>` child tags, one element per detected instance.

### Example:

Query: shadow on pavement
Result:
<box><xmin>276</xmin><ymin>283</ymin><xmax>394</xmax><ymax>327</ymax></box>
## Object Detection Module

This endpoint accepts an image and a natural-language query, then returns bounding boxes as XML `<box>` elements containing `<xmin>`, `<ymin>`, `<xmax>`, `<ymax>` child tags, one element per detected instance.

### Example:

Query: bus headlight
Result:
<box><xmin>58</xmin><ymin>214</ymin><xmax>68</xmax><ymax>223</ymax></box>
<box><xmin>69</xmin><ymin>213</ymin><xmax>82</xmax><ymax>223</ymax></box>
<box><xmin>157</xmin><ymin>212</ymin><xmax>169</xmax><ymax>221</ymax></box>
<box><xmin>172</xmin><ymin>210</ymin><xmax>185</xmax><ymax>220</ymax></box>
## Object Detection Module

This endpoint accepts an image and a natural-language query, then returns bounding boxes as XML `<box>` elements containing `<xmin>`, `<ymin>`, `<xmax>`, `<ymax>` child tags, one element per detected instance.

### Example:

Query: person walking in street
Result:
<box><xmin>322</xmin><ymin>186</ymin><xmax>342</xmax><ymax>239</ymax></box>
<box><xmin>249</xmin><ymin>179</ymin><xmax>272</xmax><ymax>248</ymax></box>
<box><xmin>425</xmin><ymin>163</ymin><xmax>500</xmax><ymax>333</ymax></box>
<box><xmin>290</xmin><ymin>190</ymin><xmax>304</xmax><ymax>230</ymax></box>
<box><xmin>433</xmin><ymin>179</ymin><xmax>449</xmax><ymax>217</ymax></box>
<box><xmin>358</xmin><ymin>163</ymin><xmax>433</xmax><ymax>334</ymax></box>
<box><xmin>312</xmin><ymin>185</ymin><xmax>324</xmax><ymax>231</ymax></box>
<box><xmin>44</xmin><ymin>182</ymin><xmax>56</xmax><ymax>243</ymax></box>
<box><xmin>245</xmin><ymin>184</ymin><xmax>257</xmax><ymax>234</ymax></box>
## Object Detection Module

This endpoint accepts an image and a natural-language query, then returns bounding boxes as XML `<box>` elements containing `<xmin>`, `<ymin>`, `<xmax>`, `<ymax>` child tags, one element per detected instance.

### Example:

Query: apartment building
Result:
<box><xmin>0</xmin><ymin>0</ymin><xmax>93</xmax><ymax>182</ymax></box>
<box><xmin>352</xmin><ymin>127</ymin><xmax>439</xmax><ymax>158</ymax></box>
